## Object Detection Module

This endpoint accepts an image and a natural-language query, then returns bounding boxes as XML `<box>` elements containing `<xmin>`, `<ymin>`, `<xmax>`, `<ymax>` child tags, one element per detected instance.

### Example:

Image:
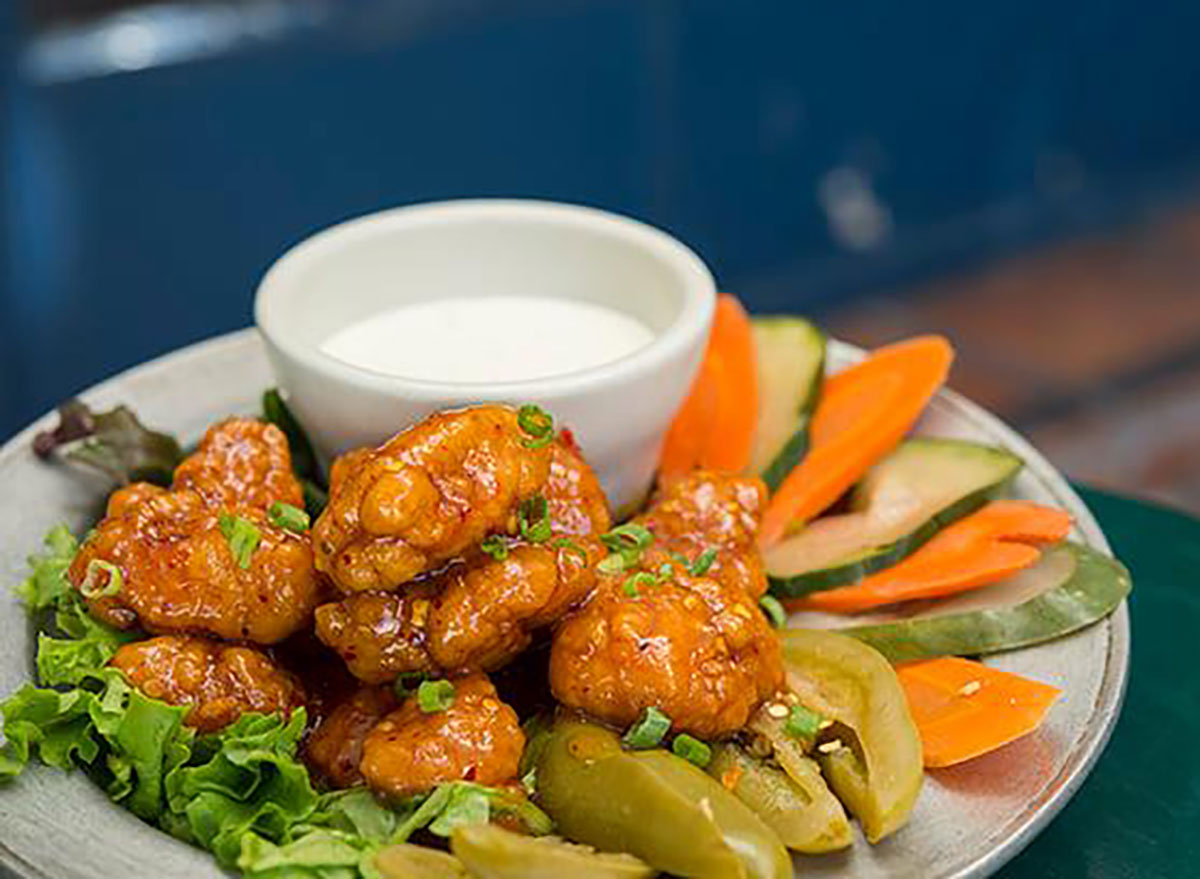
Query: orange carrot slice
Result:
<box><xmin>660</xmin><ymin>294</ymin><xmax>759</xmax><ymax>477</ymax></box>
<box><xmin>759</xmin><ymin>335</ymin><xmax>954</xmax><ymax>546</ymax></box>
<box><xmin>796</xmin><ymin>501</ymin><xmax>1072</xmax><ymax>613</ymax></box>
<box><xmin>897</xmin><ymin>656</ymin><xmax>1061</xmax><ymax>768</ymax></box>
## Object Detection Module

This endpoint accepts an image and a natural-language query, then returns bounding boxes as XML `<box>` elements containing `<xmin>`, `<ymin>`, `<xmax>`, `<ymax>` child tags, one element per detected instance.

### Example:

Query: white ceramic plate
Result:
<box><xmin>0</xmin><ymin>331</ymin><xmax>1129</xmax><ymax>879</ymax></box>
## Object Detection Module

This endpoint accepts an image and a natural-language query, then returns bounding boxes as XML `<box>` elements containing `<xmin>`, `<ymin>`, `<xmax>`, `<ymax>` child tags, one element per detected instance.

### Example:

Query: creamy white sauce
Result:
<box><xmin>320</xmin><ymin>296</ymin><xmax>655</xmax><ymax>383</ymax></box>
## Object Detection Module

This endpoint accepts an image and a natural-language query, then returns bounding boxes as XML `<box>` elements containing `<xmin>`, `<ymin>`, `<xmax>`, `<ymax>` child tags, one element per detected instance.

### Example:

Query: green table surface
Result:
<box><xmin>996</xmin><ymin>488</ymin><xmax>1198</xmax><ymax>879</ymax></box>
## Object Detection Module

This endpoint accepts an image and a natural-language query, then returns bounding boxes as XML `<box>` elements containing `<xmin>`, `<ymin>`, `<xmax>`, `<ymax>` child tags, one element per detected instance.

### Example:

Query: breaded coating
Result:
<box><xmin>548</xmin><ymin>471</ymin><xmax>781</xmax><ymax>738</ymax></box>
<box><xmin>71</xmin><ymin>491</ymin><xmax>321</xmax><ymax>643</ymax></box>
<box><xmin>359</xmin><ymin>674</ymin><xmax>524</xmax><ymax>798</ymax></box>
<box><xmin>172</xmin><ymin>417</ymin><xmax>304</xmax><ymax>511</ymax></box>
<box><xmin>316</xmin><ymin>538</ymin><xmax>603</xmax><ymax>682</ymax></box>
<box><xmin>548</xmin><ymin>567</ymin><xmax>783</xmax><ymax>739</ymax></box>
<box><xmin>313</xmin><ymin>584</ymin><xmax>440</xmax><ymax>684</ymax></box>
<box><xmin>639</xmin><ymin>470</ymin><xmax>769</xmax><ymax>598</ymax></box>
<box><xmin>545</xmin><ymin>434</ymin><xmax>611</xmax><ymax>536</ymax></box>
<box><xmin>304</xmin><ymin>685</ymin><xmax>397</xmax><ymax>788</ymax></box>
<box><xmin>109</xmin><ymin>635</ymin><xmax>304</xmax><ymax>732</ymax></box>
<box><xmin>426</xmin><ymin>538</ymin><xmax>603</xmax><ymax>671</ymax></box>
<box><xmin>312</xmin><ymin>406</ymin><xmax>554</xmax><ymax>593</ymax></box>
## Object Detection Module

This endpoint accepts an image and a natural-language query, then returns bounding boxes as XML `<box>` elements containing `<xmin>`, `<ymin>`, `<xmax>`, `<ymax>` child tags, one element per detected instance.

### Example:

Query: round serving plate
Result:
<box><xmin>0</xmin><ymin>330</ymin><xmax>1129</xmax><ymax>879</ymax></box>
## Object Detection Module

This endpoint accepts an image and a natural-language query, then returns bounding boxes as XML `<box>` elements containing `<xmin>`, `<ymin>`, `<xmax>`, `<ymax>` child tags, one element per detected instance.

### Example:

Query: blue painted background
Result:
<box><xmin>3</xmin><ymin>0</ymin><xmax>1200</xmax><ymax>438</ymax></box>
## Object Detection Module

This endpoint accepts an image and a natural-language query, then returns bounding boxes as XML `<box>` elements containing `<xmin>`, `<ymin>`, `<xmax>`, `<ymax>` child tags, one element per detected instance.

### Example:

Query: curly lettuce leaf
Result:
<box><xmin>164</xmin><ymin>710</ymin><xmax>319</xmax><ymax>868</ymax></box>
<box><xmin>13</xmin><ymin>524</ymin><xmax>78</xmax><ymax>611</ymax></box>
<box><xmin>239</xmin><ymin>829</ymin><xmax>379</xmax><ymax>879</ymax></box>
<box><xmin>32</xmin><ymin>399</ymin><xmax>183</xmax><ymax>486</ymax></box>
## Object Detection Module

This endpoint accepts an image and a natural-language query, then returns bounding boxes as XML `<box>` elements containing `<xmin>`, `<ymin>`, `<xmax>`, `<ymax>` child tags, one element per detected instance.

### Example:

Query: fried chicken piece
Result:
<box><xmin>109</xmin><ymin>635</ymin><xmax>304</xmax><ymax>732</ymax></box>
<box><xmin>549</xmin><ymin>566</ymin><xmax>783</xmax><ymax>739</ymax></box>
<box><xmin>304</xmin><ymin>685</ymin><xmax>397</xmax><ymax>788</ymax></box>
<box><xmin>313</xmin><ymin>584</ymin><xmax>440</xmax><ymax>684</ymax></box>
<box><xmin>172</xmin><ymin>417</ymin><xmax>304</xmax><ymax>511</ymax></box>
<box><xmin>359</xmin><ymin>674</ymin><xmax>524</xmax><ymax>798</ymax></box>
<box><xmin>639</xmin><ymin>470</ymin><xmax>769</xmax><ymax>598</ymax></box>
<box><xmin>315</xmin><ymin>538</ymin><xmax>603</xmax><ymax>682</ymax></box>
<box><xmin>548</xmin><ymin>470</ymin><xmax>780</xmax><ymax>739</ymax></box>
<box><xmin>71</xmin><ymin>490</ymin><xmax>321</xmax><ymax>643</ymax></box>
<box><xmin>312</xmin><ymin>406</ymin><xmax>554</xmax><ymax>593</ymax></box>
<box><xmin>426</xmin><ymin>538</ymin><xmax>603</xmax><ymax>671</ymax></box>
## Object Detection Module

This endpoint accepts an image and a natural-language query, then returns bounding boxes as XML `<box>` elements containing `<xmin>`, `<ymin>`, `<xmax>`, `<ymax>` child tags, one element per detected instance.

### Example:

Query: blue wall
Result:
<box><xmin>4</xmin><ymin>0</ymin><xmax>1200</xmax><ymax>438</ymax></box>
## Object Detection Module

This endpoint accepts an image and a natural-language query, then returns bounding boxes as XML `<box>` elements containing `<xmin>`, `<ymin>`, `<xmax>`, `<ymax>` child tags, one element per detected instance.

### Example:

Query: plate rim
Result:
<box><xmin>0</xmin><ymin>329</ymin><xmax>1131</xmax><ymax>879</ymax></box>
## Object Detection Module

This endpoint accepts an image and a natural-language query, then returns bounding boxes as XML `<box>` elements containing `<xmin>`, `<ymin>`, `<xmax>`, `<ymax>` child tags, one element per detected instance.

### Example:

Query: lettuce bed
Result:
<box><xmin>0</xmin><ymin>526</ymin><xmax>545</xmax><ymax>879</ymax></box>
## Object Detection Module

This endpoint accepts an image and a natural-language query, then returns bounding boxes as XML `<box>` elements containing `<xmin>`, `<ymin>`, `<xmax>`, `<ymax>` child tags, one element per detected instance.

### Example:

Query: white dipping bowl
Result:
<box><xmin>254</xmin><ymin>199</ymin><xmax>716</xmax><ymax>512</ymax></box>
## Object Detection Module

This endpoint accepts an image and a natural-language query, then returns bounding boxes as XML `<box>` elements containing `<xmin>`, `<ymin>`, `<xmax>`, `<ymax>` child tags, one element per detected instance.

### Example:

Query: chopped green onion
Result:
<box><xmin>759</xmin><ymin>595</ymin><xmax>787</xmax><ymax>628</ymax></box>
<box><xmin>623</xmin><ymin>571</ymin><xmax>659</xmax><ymax>598</ymax></box>
<box><xmin>671</xmin><ymin>734</ymin><xmax>713</xmax><ymax>768</ymax></box>
<box><xmin>784</xmin><ymin>704</ymin><xmax>824</xmax><ymax>740</ymax></box>
<box><xmin>218</xmin><ymin>514</ymin><xmax>261</xmax><ymax>569</ymax></box>
<box><xmin>552</xmin><ymin>537</ymin><xmax>588</xmax><ymax>565</ymax></box>
<box><xmin>597</xmin><ymin>553</ymin><xmax>626</xmax><ymax>576</ymax></box>
<box><xmin>658</xmin><ymin>562</ymin><xmax>674</xmax><ymax>580</ymax></box>
<box><xmin>622</xmin><ymin>706</ymin><xmax>671</xmax><ymax>749</ymax></box>
<box><xmin>417</xmin><ymin>679</ymin><xmax>456</xmax><ymax>713</ymax></box>
<box><xmin>600</xmin><ymin>523</ymin><xmax>654</xmax><ymax>572</ymax></box>
<box><xmin>519</xmin><ymin>495</ymin><xmax>552</xmax><ymax>544</ymax></box>
<box><xmin>268</xmin><ymin>501</ymin><xmax>310</xmax><ymax>533</ymax></box>
<box><xmin>393</xmin><ymin>672</ymin><xmax>429</xmax><ymax>699</ymax></box>
<box><xmin>690</xmin><ymin>547</ymin><xmax>718</xmax><ymax>576</ymax></box>
<box><xmin>79</xmin><ymin>559</ymin><xmax>122</xmax><ymax>599</ymax></box>
<box><xmin>517</xmin><ymin>404</ymin><xmax>555</xmax><ymax>449</ymax></box>
<box><xmin>480</xmin><ymin>534</ymin><xmax>510</xmax><ymax>561</ymax></box>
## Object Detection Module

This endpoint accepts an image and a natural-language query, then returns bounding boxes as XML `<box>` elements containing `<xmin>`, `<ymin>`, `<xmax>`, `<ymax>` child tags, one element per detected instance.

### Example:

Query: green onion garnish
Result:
<box><xmin>393</xmin><ymin>672</ymin><xmax>429</xmax><ymax>699</ymax></box>
<box><xmin>690</xmin><ymin>547</ymin><xmax>718</xmax><ymax>576</ymax></box>
<box><xmin>759</xmin><ymin>595</ymin><xmax>787</xmax><ymax>628</ymax></box>
<box><xmin>597</xmin><ymin>553</ymin><xmax>626</xmax><ymax>576</ymax></box>
<box><xmin>268</xmin><ymin>501</ymin><xmax>310</xmax><ymax>533</ymax></box>
<box><xmin>622</xmin><ymin>706</ymin><xmax>671</xmax><ymax>749</ymax></box>
<box><xmin>671</xmin><ymin>734</ymin><xmax>713</xmax><ymax>768</ymax></box>
<box><xmin>218</xmin><ymin>514</ymin><xmax>261</xmax><ymax>569</ymax></box>
<box><xmin>623</xmin><ymin>571</ymin><xmax>659</xmax><ymax>598</ymax></box>
<box><xmin>417</xmin><ymin>679</ymin><xmax>456</xmax><ymax>713</ymax></box>
<box><xmin>552</xmin><ymin>537</ymin><xmax>588</xmax><ymax>565</ymax></box>
<box><xmin>519</xmin><ymin>495</ymin><xmax>552</xmax><ymax>543</ymax></box>
<box><xmin>79</xmin><ymin>559</ymin><xmax>122</xmax><ymax>599</ymax></box>
<box><xmin>517</xmin><ymin>404</ymin><xmax>555</xmax><ymax>449</ymax></box>
<box><xmin>784</xmin><ymin>704</ymin><xmax>824</xmax><ymax>740</ymax></box>
<box><xmin>480</xmin><ymin>534</ymin><xmax>510</xmax><ymax>561</ymax></box>
<box><xmin>600</xmin><ymin>523</ymin><xmax>654</xmax><ymax>573</ymax></box>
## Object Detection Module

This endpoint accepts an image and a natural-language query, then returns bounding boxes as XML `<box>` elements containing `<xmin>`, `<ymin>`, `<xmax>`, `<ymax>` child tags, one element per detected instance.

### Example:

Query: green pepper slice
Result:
<box><xmin>709</xmin><ymin>742</ymin><xmax>852</xmax><ymax>854</ymax></box>
<box><xmin>780</xmin><ymin>628</ymin><xmax>923</xmax><ymax>843</ymax></box>
<box><xmin>535</xmin><ymin>717</ymin><xmax>791</xmax><ymax>879</ymax></box>
<box><xmin>451</xmin><ymin>823</ymin><xmax>656</xmax><ymax>878</ymax></box>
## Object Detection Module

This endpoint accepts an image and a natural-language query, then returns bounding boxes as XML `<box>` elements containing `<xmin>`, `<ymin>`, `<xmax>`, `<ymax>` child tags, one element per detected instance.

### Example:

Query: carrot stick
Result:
<box><xmin>796</xmin><ymin>501</ymin><xmax>1072</xmax><ymax>613</ymax></box>
<box><xmin>703</xmin><ymin>295</ymin><xmax>759</xmax><ymax>471</ymax></box>
<box><xmin>759</xmin><ymin>336</ymin><xmax>954</xmax><ymax>546</ymax></box>
<box><xmin>896</xmin><ymin>656</ymin><xmax>1061</xmax><ymax>768</ymax></box>
<box><xmin>659</xmin><ymin>294</ymin><xmax>758</xmax><ymax>477</ymax></box>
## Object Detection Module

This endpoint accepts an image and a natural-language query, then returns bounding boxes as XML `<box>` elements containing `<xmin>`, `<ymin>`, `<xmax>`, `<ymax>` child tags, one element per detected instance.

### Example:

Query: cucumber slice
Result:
<box><xmin>750</xmin><ymin>317</ymin><xmax>825</xmax><ymax>491</ymax></box>
<box><xmin>833</xmin><ymin>542</ymin><xmax>1131</xmax><ymax>663</ymax></box>
<box><xmin>766</xmin><ymin>438</ymin><xmax>1022</xmax><ymax>597</ymax></box>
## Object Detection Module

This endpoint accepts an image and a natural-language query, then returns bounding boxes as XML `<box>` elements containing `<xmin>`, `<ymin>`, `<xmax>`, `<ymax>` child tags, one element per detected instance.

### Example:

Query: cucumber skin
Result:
<box><xmin>767</xmin><ymin>481</ymin><xmax>1011</xmax><ymax>599</ymax></box>
<box><xmin>839</xmin><ymin>543</ymin><xmax>1131</xmax><ymax>663</ymax></box>
<box><xmin>753</xmin><ymin>317</ymin><xmax>825</xmax><ymax>492</ymax></box>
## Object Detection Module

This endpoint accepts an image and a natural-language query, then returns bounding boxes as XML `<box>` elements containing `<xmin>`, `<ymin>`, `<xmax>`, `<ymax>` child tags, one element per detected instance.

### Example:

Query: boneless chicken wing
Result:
<box><xmin>71</xmin><ymin>492</ymin><xmax>321</xmax><ymax>643</ymax></box>
<box><xmin>359</xmin><ymin>674</ymin><xmax>524</xmax><ymax>798</ymax></box>
<box><xmin>548</xmin><ymin>470</ymin><xmax>782</xmax><ymax>738</ymax></box>
<box><xmin>109</xmin><ymin>635</ymin><xmax>304</xmax><ymax>732</ymax></box>
<box><xmin>304</xmin><ymin>685</ymin><xmax>398</xmax><ymax>788</ymax></box>
<box><xmin>172</xmin><ymin>417</ymin><xmax>305</xmax><ymax>511</ymax></box>
<box><xmin>312</xmin><ymin>406</ymin><xmax>555</xmax><ymax>593</ymax></box>
<box><xmin>70</xmin><ymin>419</ymin><xmax>321</xmax><ymax>643</ymax></box>
<box><xmin>639</xmin><ymin>470</ymin><xmax>770</xmax><ymax>599</ymax></box>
